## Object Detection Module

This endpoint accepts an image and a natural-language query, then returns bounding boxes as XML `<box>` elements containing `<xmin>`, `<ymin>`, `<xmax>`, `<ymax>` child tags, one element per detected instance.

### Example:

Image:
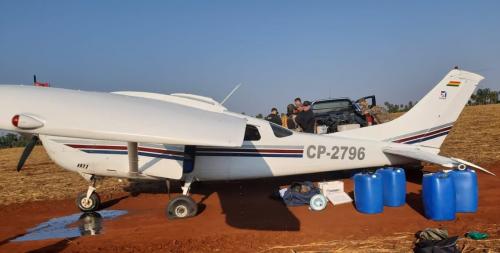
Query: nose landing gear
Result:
<box><xmin>76</xmin><ymin>176</ymin><xmax>101</xmax><ymax>212</ymax></box>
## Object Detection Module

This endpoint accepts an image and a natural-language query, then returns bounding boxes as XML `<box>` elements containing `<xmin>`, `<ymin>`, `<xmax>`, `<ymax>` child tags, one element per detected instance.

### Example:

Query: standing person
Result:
<box><xmin>296</xmin><ymin>101</ymin><xmax>315</xmax><ymax>133</ymax></box>
<box><xmin>358</xmin><ymin>98</ymin><xmax>374</xmax><ymax>126</ymax></box>
<box><xmin>280</xmin><ymin>113</ymin><xmax>288</xmax><ymax>128</ymax></box>
<box><xmin>265</xmin><ymin>108</ymin><xmax>282</xmax><ymax>125</ymax></box>
<box><xmin>294</xmin><ymin>98</ymin><xmax>303</xmax><ymax>111</ymax></box>
<box><xmin>286</xmin><ymin>104</ymin><xmax>299</xmax><ymax>131</ymax></box>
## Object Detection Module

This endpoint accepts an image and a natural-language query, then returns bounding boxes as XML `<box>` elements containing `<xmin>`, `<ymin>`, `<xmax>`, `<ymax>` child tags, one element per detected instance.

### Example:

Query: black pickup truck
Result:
<box><xmin>311</xmin><ymin>95</ymin><xmax>377</xmax><ymax>134</ymax></box>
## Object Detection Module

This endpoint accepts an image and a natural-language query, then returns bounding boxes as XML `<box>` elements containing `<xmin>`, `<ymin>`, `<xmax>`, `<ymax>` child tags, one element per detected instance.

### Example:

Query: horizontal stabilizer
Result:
<box><xmin>383</xmin><ymin>145</ymin><xmax>495</xmax><ymax>176</ymax></box>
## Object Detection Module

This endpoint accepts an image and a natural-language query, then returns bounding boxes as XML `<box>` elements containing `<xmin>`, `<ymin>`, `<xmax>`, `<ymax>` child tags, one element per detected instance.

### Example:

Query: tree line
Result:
<box><xmin>468</xmin><ymin>88</ymin><xmax>499</xmax><ymax>105</ymax></box>
<box><xmin>383</xmin><ymin>101</ymin><xmax>415</xmax><ymax>113</ymax></box>
<box><xmin>0</xmin><ymin>133</ymin><xmax>31</xmax><ymax>149</ymax></box>
<box><xmin>383</xmin><ymin>88</ymin><xmax>499</xmax><ymax>113</ymax></box>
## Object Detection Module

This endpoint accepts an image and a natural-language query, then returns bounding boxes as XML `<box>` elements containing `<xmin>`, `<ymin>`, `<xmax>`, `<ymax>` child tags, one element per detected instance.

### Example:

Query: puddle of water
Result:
<box><xmin>11</xmin><ymin>210</ymin><xmax>128</xmax><ymax>242</ymax></box>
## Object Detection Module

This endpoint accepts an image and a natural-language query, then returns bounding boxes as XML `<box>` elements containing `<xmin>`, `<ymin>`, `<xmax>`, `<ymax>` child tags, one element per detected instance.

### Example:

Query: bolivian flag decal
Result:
<box><xmin>447</xmin><ymin>81</ymin><xmax>461</xmax><ymax>87</ymax></box>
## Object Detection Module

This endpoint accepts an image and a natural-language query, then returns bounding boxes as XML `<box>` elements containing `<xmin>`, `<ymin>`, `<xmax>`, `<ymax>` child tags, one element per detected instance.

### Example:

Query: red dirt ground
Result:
<box><xmin>1</xmin><ymin>163</ymin><xmax>499</xmax><ymax>253</ymax></box>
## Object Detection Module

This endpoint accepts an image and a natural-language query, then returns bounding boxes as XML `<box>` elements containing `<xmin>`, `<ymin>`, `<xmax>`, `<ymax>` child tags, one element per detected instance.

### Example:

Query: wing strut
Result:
<box><xmin>128</xmin><ymin>142</ymin><xmax>139</xmax><ymax>176</ymax></box>
<box><xmin>127</xmin><ymin>141</ymin><xmax>184</xmax><ymax>180</ymax></box>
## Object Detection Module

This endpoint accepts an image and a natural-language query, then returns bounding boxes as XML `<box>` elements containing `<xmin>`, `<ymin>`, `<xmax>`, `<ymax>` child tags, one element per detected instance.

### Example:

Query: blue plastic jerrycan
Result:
<box><xmin>377</xmin><ymin>167</ymin><xmax>406</xmax><ymax>207</ymax></box>
<box><xmin>450</xmin><ymin>168</ymin><xmax>478</xmax><ymax>213</ymax></box>
<box><xmin>354</xmin><ymin>172</ymin><xmax>383</xmax><ymax>214</ymax></box>
<box><xmin>422</xmin><ymin>172</ymin><xmax>456</xmax><ymax>221</ymax></box>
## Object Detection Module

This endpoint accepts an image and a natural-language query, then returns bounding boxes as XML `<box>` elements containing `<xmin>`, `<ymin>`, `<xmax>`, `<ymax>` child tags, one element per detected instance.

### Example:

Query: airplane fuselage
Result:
<box><xmin>40</xmin><ymin>116</ymin><xmax>411</xmax><ymax>181</ymax></box>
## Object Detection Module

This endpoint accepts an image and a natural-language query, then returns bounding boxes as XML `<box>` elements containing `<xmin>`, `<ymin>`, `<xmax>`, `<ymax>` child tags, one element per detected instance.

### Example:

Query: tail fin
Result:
<box><xmin>334</xmin><ymin>69</ymin><xmax>484</xmax><ymax>150</ymax></box>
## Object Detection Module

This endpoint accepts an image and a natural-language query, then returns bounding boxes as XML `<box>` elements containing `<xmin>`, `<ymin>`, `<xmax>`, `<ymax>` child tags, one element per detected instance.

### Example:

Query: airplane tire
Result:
<box><xmin>166</xmin><ymin>196</ymin><xmax>198</xmax><ymax>219</ymax></box>
<box><xmin>76</xmin><ymin>192</ymin><xmax>101</xmax><ymax>212</ymax></box>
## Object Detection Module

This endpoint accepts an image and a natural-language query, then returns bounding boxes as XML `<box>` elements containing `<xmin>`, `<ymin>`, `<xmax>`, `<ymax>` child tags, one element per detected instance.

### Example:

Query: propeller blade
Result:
<box><xmin>17</xmin><ymin>135</ymin><xmax>39</xmax><ymax>172</ymax></box>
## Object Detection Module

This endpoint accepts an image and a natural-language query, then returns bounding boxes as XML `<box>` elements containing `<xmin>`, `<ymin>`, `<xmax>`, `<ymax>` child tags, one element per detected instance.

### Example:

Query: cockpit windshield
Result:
<box><xmin>269</xmin><ymin>123</ymin><xmax>293</xmax><ymax>138</ymax></box>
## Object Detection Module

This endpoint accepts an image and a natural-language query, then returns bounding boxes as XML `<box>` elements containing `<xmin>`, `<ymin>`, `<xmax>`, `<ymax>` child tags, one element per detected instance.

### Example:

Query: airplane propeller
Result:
<box><xmin>17</xmin><ymin>135</ymin><xmax>39</xmax><ymax>172</ymax></box>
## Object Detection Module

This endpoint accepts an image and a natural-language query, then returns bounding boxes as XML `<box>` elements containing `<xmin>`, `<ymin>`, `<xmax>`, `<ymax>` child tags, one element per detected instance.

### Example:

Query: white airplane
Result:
<box><xmin>0</xmin><ymin>68</ymin><xmax>494</xmax><ymax>219</ymax></box>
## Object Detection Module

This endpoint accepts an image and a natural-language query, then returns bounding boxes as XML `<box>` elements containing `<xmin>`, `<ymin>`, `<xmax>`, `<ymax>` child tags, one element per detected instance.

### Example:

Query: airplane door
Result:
<box><xmin>140</xmin><ymin>144</ymin><xmax>185</xmax><ymax>180</ymax></box>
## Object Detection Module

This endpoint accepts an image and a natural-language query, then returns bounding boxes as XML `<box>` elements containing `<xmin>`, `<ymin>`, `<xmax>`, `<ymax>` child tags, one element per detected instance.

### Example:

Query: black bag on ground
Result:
<box><xmin>282</xmin><ymin>181</ymin><xmax>320</xmax><ymax>206</ymax></box>
<box><xmin>414</xmin><ymin>236</ymin><xmax>460</xmax><ymax>253</ymax></box>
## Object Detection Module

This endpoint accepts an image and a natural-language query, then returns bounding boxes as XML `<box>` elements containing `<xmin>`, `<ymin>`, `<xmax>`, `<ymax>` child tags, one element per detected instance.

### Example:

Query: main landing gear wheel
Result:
<box><xmin>166</xmin><ymin>195</ymin><xmax>198</xmax><ymax>219</ymax></box>
<box><xmin>77</xmin><ymin>192</ymin><xmax>101</xmax><ymax>212</ymax></box>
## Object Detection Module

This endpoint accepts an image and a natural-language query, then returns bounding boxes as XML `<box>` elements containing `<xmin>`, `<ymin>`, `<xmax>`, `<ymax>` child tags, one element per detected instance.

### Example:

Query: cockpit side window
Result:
<box><xmin>270</xmin><ymin>123</ymin><xmax>293</xmax><ymax>138</ymax></box>
<box><xmin>244</xmin><ymin>125</ymin><xmax>261</xmax><ymax>141</ymax></box>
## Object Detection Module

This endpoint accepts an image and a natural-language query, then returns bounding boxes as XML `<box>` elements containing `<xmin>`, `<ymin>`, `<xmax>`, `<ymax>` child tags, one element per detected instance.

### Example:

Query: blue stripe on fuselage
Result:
<box><xmin>81</xmin><ymin>149</ymin><xmax>184</xmax><ymax>161</ymax></box>
<box><xmin>81</xmin><ymin>149</ymin><xmax>303</xmax><ymax>158</ymax></box>
<box><xmin>195</xmin><ymin>152</ymin><xmax>303</xmax><ymax>158</ymax></box>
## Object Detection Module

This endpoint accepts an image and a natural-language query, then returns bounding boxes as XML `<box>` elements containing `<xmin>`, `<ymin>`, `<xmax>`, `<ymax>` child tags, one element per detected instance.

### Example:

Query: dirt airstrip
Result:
<box><xmin>0</xmin><ymin>104</ymin><xmax>499</xmax><ymax>252</ymax></box>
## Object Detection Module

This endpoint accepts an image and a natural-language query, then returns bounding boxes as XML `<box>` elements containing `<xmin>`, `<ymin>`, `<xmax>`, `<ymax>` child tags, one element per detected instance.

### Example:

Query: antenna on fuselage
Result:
<box><xmin>221</xmin><ymin>83</ymin><xmax>242</xmax><ymax>105</ymax></box>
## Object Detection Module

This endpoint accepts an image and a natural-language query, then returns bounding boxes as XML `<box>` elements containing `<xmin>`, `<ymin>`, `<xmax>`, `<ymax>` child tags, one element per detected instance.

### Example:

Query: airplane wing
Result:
<box><xmin>0</xmin><ymin>86</ymin><xmax>246</xmax><ymax>147</ymax></box>
<box><xmin>383</xmin><ymin>145</ymin><xmax>495</xmax><ymax>176</ymax></box>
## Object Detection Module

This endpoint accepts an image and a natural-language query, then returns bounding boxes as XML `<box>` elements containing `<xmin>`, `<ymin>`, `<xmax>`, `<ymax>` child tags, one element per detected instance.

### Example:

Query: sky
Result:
<box><xmin>1</xmin><ymin>0</ymin><xmax>500</xmax><ymax>116</ymax></box>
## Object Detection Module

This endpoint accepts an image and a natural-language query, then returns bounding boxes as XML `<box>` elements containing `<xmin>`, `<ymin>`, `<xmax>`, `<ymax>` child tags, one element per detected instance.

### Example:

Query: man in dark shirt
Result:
<box><xmin>296</xmin><ymin>101</ymin><xmax>315</xmax><ymax>133</ymax></box>
<box><xmin>294</xmin><ymin>97</ymin><xmax>303</xmax><ymax>111</ymax></box>
<box><xmin>265</xmin><ymin>108</ymin><xmax>282</xmax><ymax>126</ymax></box>
<box><xmin>286</xmin><ymin>104</ymin><xmax>297</xmax><ymax>130</ymax></box>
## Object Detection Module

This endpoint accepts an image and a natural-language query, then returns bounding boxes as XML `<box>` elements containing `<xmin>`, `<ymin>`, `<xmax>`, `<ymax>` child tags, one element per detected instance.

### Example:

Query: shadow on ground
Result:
<box><xmin>117</xmin><ymin>168</ymin><xmax>373</xmax><ymax>232</ymax></box>
<box><xmin>26</xmin><ymin>237</ymin><xmax>76</xmax><ymax>253</ymax></box>
<box><xmin>100</xmin><ymin>195</ymin><xmax>129</xmax><ymax>209</ymax></box>
<box><xmin>407</xmin><ymin>191</ymin><xmax>425</xmax><ymax>217</ymax></box>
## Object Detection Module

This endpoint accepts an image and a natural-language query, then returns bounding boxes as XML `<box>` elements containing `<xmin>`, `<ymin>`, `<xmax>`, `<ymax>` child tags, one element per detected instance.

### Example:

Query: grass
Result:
<box><xmin>0</xmin><ymin>147</ymin><xmax>128</xmax><ymax>205</ymax></box>
<box><xmin>260</xmin><ymin>233</ymin><xmax>500</xmax><ymax>252</ymax></box>
<box><xmin>440</xmin><ymin>104</ymin><xmax>500</xmax><ymax>163</ymax></box>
